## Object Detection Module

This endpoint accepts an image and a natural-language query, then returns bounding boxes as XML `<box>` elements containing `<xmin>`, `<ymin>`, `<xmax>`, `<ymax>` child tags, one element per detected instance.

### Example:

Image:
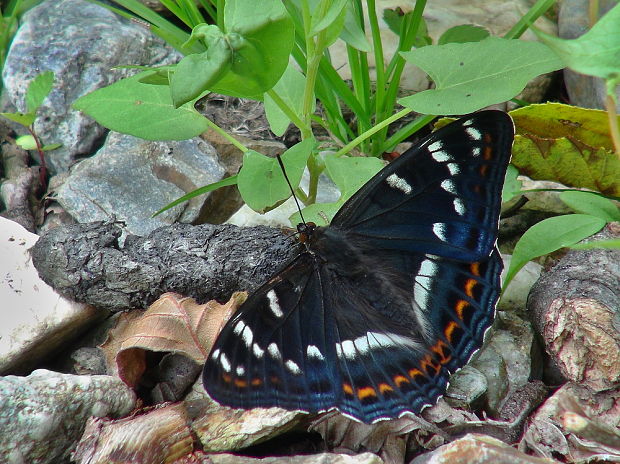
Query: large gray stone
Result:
<box><xmin>2</xmin><ymin>0</ymin><xmax>180</xmax><ymax>173</ymax></box>
<box><xmin>55</xmin><ymin>132</ymin><xmax>225</xmax><ymax>236</ymax></box>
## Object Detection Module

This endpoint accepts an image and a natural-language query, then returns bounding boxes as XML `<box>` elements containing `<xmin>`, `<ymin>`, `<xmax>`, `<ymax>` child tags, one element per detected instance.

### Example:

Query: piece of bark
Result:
<box><xmin>528</xmin><ymin>224</ymin><xmax>620</xmax><ymax>392</ymax></box>
<box><xmin>31</xmin><ymin>221</ymin><xmax>299</xmax><ymax>311</ymax></box>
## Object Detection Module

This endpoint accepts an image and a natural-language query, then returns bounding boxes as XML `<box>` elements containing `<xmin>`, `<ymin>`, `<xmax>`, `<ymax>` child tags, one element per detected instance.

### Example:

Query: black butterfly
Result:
<box><xmin>203</xmin><ymin>110</ymin><xmax>514</xmax><ymax>423</ymax></box>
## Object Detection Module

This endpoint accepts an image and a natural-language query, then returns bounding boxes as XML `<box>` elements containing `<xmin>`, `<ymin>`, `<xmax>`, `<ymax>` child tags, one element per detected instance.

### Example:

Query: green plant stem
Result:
<box><xmin>334</xmin><ymin>107</ymin><xmax>413</xmax><ymax>157</ymax></box>
<box><xmin>605</xmin><ymin>94</ymin><xmax>620</xmax><ymax>157</ymax></box>
<box><xmin>204</xmin><ymin>117</ymin><xmax>249</xmax><ymax>153</ymax></box>
<box><xmin>366</xmin><ymin>0</ymin><xmax>386</xmax><ymax>134</ymax></box>
<box><xmin>504</xmin><ymin>0</ymin><xmax>556</xmax><ymax>39</ymax></box>
<box><xmin>27</xmin><ymin>126</ymin><xmax>47</xmax><ymax>189</ymax></box>
<box><xmin>265</xmin><ymin>89</ymin><xmax>310</xmax><ymax>134</ymax></box>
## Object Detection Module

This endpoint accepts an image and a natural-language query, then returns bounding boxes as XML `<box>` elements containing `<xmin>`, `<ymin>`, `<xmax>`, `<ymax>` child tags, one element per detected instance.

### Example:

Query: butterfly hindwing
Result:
<box><xmin>203</xmin><ymin>111</ymin><xmax>515</xmax><ymax>423</ymax></box>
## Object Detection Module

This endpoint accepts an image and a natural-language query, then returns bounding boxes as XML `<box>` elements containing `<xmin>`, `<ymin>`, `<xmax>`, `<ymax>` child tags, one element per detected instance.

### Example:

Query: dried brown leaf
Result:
<box><xmin>101</xmin><ymin>292</ymin><xmax>246</xmax><ymax>387</ymax></box>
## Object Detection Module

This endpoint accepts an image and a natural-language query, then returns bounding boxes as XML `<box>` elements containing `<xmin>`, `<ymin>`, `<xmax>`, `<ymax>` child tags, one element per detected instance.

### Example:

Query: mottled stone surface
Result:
<box><xmin>0</xmin><ymin>370</ymin><xmax>136</xmax><ymax>464</ymax></box>
<box><xmin>2</xmin><ymin>0</ymin><xmax>180</xmax><ymax>173</ymax></box>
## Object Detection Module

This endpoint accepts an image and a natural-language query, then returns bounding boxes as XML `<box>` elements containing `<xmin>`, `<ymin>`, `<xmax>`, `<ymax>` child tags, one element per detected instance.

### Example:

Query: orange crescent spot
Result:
<box><xmin>394</xmin><ymin>375</ymin><xmax>410</xmax><ymax>387</ymax></box>
<box><xmin>222</xmin><ymin>374</ymin><xmax>232</xmax><ymax>383</ymax></box>
<box><xmin>455</xmin><ymin>299</ymin><xmax>470</xmax><ymax>320</ymax></box>
<box><xmin>479</xmin><ymin>164</ymin><xmax>489</xmax><ymax>176</ymax></box>
<box><xmin>432</xmin><ymin>340</ymin><xmax>451</xmax><ymax>364</ymax></box>
<box><xmin>445</xmin><ymin>320</ymin><xmax>460</xmax><ymax>342</ymax></box>
<box><xmin>465</xmin><ymin>278</ymin><xmax>477</xmax><ymax>298</ymax></box>
<box><xmin>343</xmin><ymin>383</ymin><xmax>354</xmax><ymax>395</ymax></box>
<box><xmin>379</xmin><ymin>383</ymin><xmax>394</xmax><ymax>394</ymax></box>
<box><xmin>251</xmin><ymin>378</ymin><xmax>262</xmax><ymax>386</ymax></box>
<box><xmin>357</xmin><ymin>386</ymin><xmax>377</xmax><ymax>400</ymax></box>
<box><xmin>270</xmin><ymin>376</ymin><xmax>280</xmax><ymax>385</ymax></box>
<box><xmin>421</xmin><ymin>354</ymin><xmax>441</xmax><ymax>375</ymax></box>
<box><xmin>234</xmin><ymin>378</ymin><xmax>248</xmax><ymax>388</ymax></box>
<box><xmin>408</xmin><ymin>368</ymin><xmax>423</xmax><ymax>379</ymax></box>
<box><xmin>470</xmin><ymin>262</ymin><xmax>481</xmax><ymax>276</ymax></box>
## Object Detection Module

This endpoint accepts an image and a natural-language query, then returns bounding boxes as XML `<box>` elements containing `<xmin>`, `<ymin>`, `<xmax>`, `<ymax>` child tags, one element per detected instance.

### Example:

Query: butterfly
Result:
<box><xmin>203</xmin><ymin>110</ymin><xmax>515</xmax><ymax>424</ymax></box>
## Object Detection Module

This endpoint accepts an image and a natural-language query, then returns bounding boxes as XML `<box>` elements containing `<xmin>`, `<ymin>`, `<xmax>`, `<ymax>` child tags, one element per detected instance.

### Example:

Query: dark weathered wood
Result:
<box><xmin>31</xmin><ymin>221</ymin><xmax>300</xmax><ymax>312</ymax></box>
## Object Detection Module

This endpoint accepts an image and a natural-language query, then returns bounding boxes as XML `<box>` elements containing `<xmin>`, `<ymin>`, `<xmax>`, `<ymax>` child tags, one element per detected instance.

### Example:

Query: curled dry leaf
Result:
<box><xmin>101</xmin><ymin>292</ymin><xmax>246</xmax><ymax>387</ymax></box>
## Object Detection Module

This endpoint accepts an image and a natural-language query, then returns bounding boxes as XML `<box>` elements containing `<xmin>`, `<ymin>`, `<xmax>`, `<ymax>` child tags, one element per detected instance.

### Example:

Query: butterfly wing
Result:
<box><xmin>332</xmin><ymin>110</ymin><xmax>514</xmax><ymax>261</ymax></box>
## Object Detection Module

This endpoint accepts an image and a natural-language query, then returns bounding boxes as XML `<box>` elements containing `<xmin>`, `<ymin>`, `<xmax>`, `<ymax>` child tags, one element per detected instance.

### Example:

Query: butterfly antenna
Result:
<box><xmin>276</xmin><ymin>154</ymin><xmax>307</xmax><ymax>226</ymax></box>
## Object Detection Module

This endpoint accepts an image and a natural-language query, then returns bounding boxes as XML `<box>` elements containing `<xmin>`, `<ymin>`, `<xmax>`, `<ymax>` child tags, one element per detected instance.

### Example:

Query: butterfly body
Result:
<box><xmin>203</xmin><ymin>111</ymin><xmax>514</xmax><ymax>423</ymax></box>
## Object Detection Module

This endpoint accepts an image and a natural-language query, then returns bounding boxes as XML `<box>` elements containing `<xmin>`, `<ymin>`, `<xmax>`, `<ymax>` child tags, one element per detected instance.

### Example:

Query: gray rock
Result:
<box><xmin>55</xmin><ymin>132</ymin><xmax>225</xmax><ymax>236</ymax></box>
<box><xmin>446</xmin><ymin>365</ymin><xmax>488</xmax><ymax>410</ymax></box>
<box><xmin>470</xmin><ymin>344</ymin><xmax>508</xmax><ymax>415</ymax></box>
<box><xmin>2</xmin><ymin>0</ymin><xmax>180</xmax><ymax>174</ymax></box>
<box><xmin>0</xmin><ymin>369</ymin><xmax>136</xmax><ymax>464</ymax></box>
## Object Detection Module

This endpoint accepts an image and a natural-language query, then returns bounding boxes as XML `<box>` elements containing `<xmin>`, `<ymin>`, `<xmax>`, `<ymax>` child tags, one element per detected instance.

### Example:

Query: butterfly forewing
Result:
<box><xmin>203</xmin><ymin>110</ymin><xmax>514</xmax><ymax>423</ymax></box>
<box><xmin>332</xmin><ymin>111</ymin><xmax>513</xmax><ymax>261</ymax></box>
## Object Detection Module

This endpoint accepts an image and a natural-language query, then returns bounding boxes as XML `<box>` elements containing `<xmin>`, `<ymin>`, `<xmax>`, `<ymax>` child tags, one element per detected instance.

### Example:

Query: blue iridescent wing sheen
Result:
<box><xmin>332</xmin><ymin>110</ymin><xmax>514</xmax><ymax>261</ymax></box>
<box><xmin>203</xmin><ymin>110</ymin><xmax>514</xmax><ymax>423</ymax></box>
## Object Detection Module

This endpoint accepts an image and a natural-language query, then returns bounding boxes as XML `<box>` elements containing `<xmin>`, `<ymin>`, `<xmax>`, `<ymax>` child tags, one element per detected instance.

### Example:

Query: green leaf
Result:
<box><xmin>570</xmin><ymin>239</ymin><xmax>620</xmax><ymax>250</ymax></box>
<box><xmin>72</xmin><ymin>72</ymin><xmax>209</xmax><ymax>140</ymax></box>
<box><xmin>264</xmin><ymin>65</ymin><xmax>306</xmax><ymax>136</ymax></box>
<box><xmin>41</xmin><ymin>143</ymin><xmax>62</xmax><ymax>151</ymax></box>
<box><xmin>0</xmin><ymin>112</ymin><xmax>35</xmax><ymax>127</ymax></box>
<box><xmin>502</xmin><ymin>164</ymin><xmax>521</xmax><ymax>203</ymax></box>
<box><xmin>324</xmin><ymin>155</ymin><xmax>384</xmax><ymax>200</ymax></box>
<box><xmin>15</xmin><ymin>134</ymin><xmax>37</xmax><ymax>150</ymax></box>
<box><xmin>532</xmin><ymin>3</ymin><xmax>620</xmax><ymax>80</ymax></box>
<box><xmin>210</xmin><ymin>0</ymin><xmax>294</xmax><ymax>99</ymax></box>
<box><xmin>503</xmin><ymin>214</ymin><xmax>606</xmax><ymax>290</ymax></box>
<box><xmin>310</xmin><ymin>0</ymin><xmax>347</xmax><ymax>37</ymax></box>
<box><xmin>399</xmin><ymin>37</ymin><xmax>564</xmax><ymax>115</ymax></box>
<box><xmin>438</xmin><ymin>25</ymin><xmax>490</xmax><ymax>45</ymax></box>
<box><xmin>25</xmin><ymin>71</ymin><xmax>54</xmax><ymax>114</ymax></box>
<box><xmin>341</xmin><ymin>5</ymin><xmax>371</xmax><ymax>52</ymax></box>
<box><xmin>559</xmin><ymin>190</ymin><xmax>620</xmax><ymax>222</ymax></box>
<box><xmin>237</xmin><ymin>139</ymin><xmax>314</xmax><ymax>213</ymax></box>
<box><xmin>170</xmin><ymin>32</ymin><xmax>232</xmax><ymax>107</ymax></box>
<box><xmin>153</xmin><ymin>175</ymin><xmax>238</xmax><ymax>216</ymax></box>
<box><xmin>290</xmin><ymin>201</ymin><xmax>341</xmax><ymax>227</ymax></box>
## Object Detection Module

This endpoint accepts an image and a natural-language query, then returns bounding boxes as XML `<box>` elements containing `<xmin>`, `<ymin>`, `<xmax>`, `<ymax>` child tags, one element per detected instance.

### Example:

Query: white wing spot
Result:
<box><xmin>441</xmin><ymin>179</ymin><xmax>457</xmax><ymax>195</ymax></box>
<box><xmin>428</xmin><ymin>141</ymin><xmax>443</xmax><ymax>152</ymax></box>
<box><xmin>268</xmin><ymin>342</ymin><xmax>282</xmax><ymax>361</ymax></box>
<box><xmin>431</xmin><ymin>150</ymin><xmax>453</xmax><ymax>163</ymax></box>
<box><xmin>463</xmin><ymin>119</ymin><xmax>474</xmax><ymax>127</ymax></box>
<box><xmin>252</xmin><ymin>343</ymin><xmax>264</xmax><ymax>359</ymax></box>
<box><xmin>386</xmin><ymin>173</ymin><xmax>412</xmax><ymax>194</ymax></box>
<box><xmin>454</xmin><ymin>198</ymin><xmax>466</xmax><ymax>216</ymax></box>
<box><xmin>433</xmin><ymin>223</ymin><xmax>448</xmax><ymax>241</ymax></box>
<box><xmin>236</xmin><ymin>365</ymin><xmax>245</xmax><ymax>376</ymax></box>
<box><xmin>307</xmin><ymin>345</ymin><xmax>325</xmax><ymax>361</ymax></box>
<box><xmin>266</xmin><ymin>290</ymin><xmax>284</xmax><ymax>318</ymax></box>
<box><xmin>220</xmin><ymin>353</ymin><xmax>231</xmax><ymax>372</ymax></box>
<box><xmin>233</xmin><ymin>320</ymin><xmax>245</xmax><ymax>335</ymax></box>
<box><xmin>472</xmin><ymin>147</ymin><xmax>481</xmax><ymax>157</ymax></box>
<box><xmin>285</xmin><ymin>359</ymin><xmax>302</xmax><ymax>375</ymax></box>
<box><xmin>336</xmin><ymin>332</ymin><xmax>421</xmax><ymax>360</ymax></box>
<box><xmin>466</xmin><ymin>127</ymin><xmax>482</xmax><ymax>140</ymax></box>
<box><xmin>447</xmin><ymin>163</ymin><xmax>460</xmax><ymax>175</ymax></box>
<box><xmin>211</xmin><ymin>348</ymin><xmax>220</xmax><ymax>359</ymax></box>
<box><xmin>414</xmin><ymin>257</ymin><xmax>438</xmax><ymax>312</ymax></box>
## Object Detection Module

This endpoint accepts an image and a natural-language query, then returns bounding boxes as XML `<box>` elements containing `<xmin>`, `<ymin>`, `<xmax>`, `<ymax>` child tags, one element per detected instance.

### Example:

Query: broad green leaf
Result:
<box><xmin>72</xmin><ymin>73</ymin><xmax>209</xmax><ymax>140</ymax></box>
<box><xmin>0</xmin><ymin>111</ymin><xmax>35</xmax><ymax>127</ymax></box>
<box><xmin>341</xmin><ymin>6</ymin><xmax>371</xmax><ymax>52</ymax></box>
<box><xmin>512</xmin><ymin>135</ymin><xmax>620</xmax><ymax>196</ymax></box>
<box><xmin>438</xmin><ymin>25</ymin><xmax>490</xmax><ymax>45</ymax></box>
<box><xmin>324</xmin><ymin>155</ymin><xmax>384</xmax><ymax>200</ymax></box>
<box><xmin>264</xmin><ymin>65</ymin><xmax>307</xmax><ymax>136</ymax></box>
<box><xmin>153</xmin><ymin>175</ymin><xmax>238</xmax><ymax>216</ymax></box>
<box><xmin>25</xmin><ymin>71</ymin><xmax>54</xmax><ymax>113</ymax></box>
<box><xmin>170</xmin><ymin>35</ymin><xmax>232</xmax><ymax>107</ymax></box>
<box><xmin>319</xmin><ymin>1</ymin><xmax>347</xmax><ymax>48</ymax></box>
<box><xmin>310</xmin><ymin>0</ymin><xmax>348</xmax><ymax>36</ymax></box>
<box><xmin>210</xmin><ymin>0</ymin><xmax>294</xmax><ymax>99</ymax></box>
<box><xmin>503</xmin><ymin>214</ymin><xmax>606</xmax><ymax>290</ymax></box>
<box><xmin>237</xmin><ymin>139</ymin><xmax>314</xmax><ymax>213</ymax></box>
<box><xmin>511</xmin><ymin>103</ymin><xmax>618</xmax><ymax>151</ymax></box>
<box><xmin>399</xmin><ymin>37</ymin><xmax>563</xmax><ymax>115</ymax></box>
<box><xmin>559</xmin><ymin>190</ymin><xmax>620</xmax><ymax>222</ymax></box>
<box><xmin>383</xmin><ymin>8</ymin><xmax>431</xmax><ymax>48</ymax></box>
<box><xmin>41</xmin><ymin>143</ymin><xmax>62</xmax><ymax>151</ymax></box>
<box><xmin>533</xmin><ymin>3</ymin><xmax>620</xmax><ymax>80</ymax></box>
